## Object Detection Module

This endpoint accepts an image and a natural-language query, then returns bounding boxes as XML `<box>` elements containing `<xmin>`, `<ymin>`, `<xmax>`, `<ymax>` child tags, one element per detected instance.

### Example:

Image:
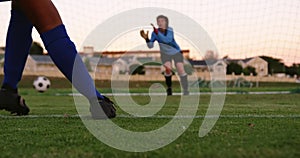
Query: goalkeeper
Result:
<box><xmin>140</xmin><ymin>15</ymin><xmax>189</xmax><ymax>95</ymax></box>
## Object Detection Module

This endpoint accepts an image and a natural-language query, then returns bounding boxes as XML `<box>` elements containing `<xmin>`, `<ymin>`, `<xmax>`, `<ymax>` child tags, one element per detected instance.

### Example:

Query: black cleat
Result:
<box><xmin>0</xmin><ymin>85</ymin><xmax>30</xmax><ymax>115</ymax></box>
<box><xmin>89</xmin><ymin>96</ymin><xmax>116</xmax><ymax>119</ymax></box>
<box><xmin>167</xmin><ymin>87</ymin><xmax>173</xmax><ymax>96</ymax></box>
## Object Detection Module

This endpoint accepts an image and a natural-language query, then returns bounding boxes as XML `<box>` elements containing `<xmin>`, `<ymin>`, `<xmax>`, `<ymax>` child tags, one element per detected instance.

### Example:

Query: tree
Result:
<box><xmin>30</xmin><ymin>42</ymin><xmax>44</xmax><ymax>55</ymax></box>
<box><xmin>286</xmin><ymin>64</ymin><xmax>300</xmax><ymax>76</ymax></box>
<box><xmin>243</xmin><ymin>66</ymin><xmax>257</xmax><ymax>76</ymax></box>
<box><xmin>203</xmin><ymin>50</ymin><xmax>218</xmax><ymax>61</ymax></box>
<box><xmin>129</xmin><ymin>64</ymin><xmax>145</xmax><ymax>75</ymax></box>
<box><xmin>227</xmin><ymin>62</ymin><xmax>243</xmax><ymax>75</ymax></box>
<box><xmin>260</xmin><ymin>56</ymin><xmax>285</xmax><ymax>74</ymax></box>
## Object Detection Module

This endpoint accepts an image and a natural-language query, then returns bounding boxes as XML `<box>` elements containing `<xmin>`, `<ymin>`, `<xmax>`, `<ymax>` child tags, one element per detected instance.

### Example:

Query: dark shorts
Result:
<box><xmin>161</xmin><ymin>52</ymin><xmax>184</xmax><ymax>64</ymax></box>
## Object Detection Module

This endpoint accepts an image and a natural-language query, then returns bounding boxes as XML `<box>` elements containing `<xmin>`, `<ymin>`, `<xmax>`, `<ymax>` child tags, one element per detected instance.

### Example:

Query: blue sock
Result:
<box><xmin>2</xmin><ymin>10</ymin><xmax>33</xmax><ymax>89</ymax></box>
<box><xmin>40</xmin><ymin>24</ymin><xmax>103</xmax><ymax>100</ymax></box>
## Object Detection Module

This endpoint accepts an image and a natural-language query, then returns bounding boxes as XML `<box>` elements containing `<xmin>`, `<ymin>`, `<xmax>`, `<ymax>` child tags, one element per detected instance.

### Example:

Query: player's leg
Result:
<box><xmin>0</xmin><ymin>1</ymin><xmax>32</xmax><ymax>115</ymax></box>
<box><xmin>164</xmin><ymin>61</ymin><xmax>173</xmax><ymax>96</ymax></box>
<box><xmin>175</xmin><ymin>62</ymin><xmax>189</xmax><ymax>95</ymax></box>
<box><xmin>2</xmin><ymin>1</ymin><xmax>33</xmax><ymax>90</ymax></box>
<box><xmin>160</xmin><ymin>52</ymin><xmax>173</xmax><ymax>95</ymax></box>
<box><xmin>161</xmin><ymin>53</ymin><xmax>173</xmax><ymax>95</ymax></box>
<box><xmin>174</xmin><ymin>53</ymin><xmax>189</xmax><ymax>95</ymax></box>
<box><xmin>14</xmin><ymin>0</ymin><xmax>98</xmax><ymax>99</ymax></box>
<box><xmin>14</xmin><ymin>0</ymin><xmax>116</xmax><ymax>118</ymax></box>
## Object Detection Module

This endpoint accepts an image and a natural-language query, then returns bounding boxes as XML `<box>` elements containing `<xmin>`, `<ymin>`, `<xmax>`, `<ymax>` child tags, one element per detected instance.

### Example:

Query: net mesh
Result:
<box><xmin>0</xmin><ymin>0</ymin><xmax>299</xmax><ymax>66</ymax></box>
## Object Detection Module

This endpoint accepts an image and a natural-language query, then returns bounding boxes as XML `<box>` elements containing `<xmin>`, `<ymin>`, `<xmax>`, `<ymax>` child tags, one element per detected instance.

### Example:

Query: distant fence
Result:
<box><xmin>0</xmin><ymin>68</ymin><xmax>298</xmax><ymax>83</ymax></box>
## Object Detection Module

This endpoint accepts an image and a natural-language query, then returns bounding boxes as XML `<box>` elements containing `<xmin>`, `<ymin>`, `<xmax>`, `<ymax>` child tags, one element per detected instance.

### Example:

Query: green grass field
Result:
<box><xmin>0</xmin><ymin>76</ymin><xmax>300</xmax><ymax>157</ymax></box>
<box><xmin>0</xmin><ymin>85</ymin><xmax>300</xmax><ymax>158</ymax></box>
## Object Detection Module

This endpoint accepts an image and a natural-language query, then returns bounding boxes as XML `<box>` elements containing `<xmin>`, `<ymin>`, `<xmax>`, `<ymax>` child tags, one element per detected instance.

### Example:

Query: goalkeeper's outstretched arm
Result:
<box><xmin>140</xmin><ymin>29</ymin><xmax>155</xmax><ymax>49</ymax></box>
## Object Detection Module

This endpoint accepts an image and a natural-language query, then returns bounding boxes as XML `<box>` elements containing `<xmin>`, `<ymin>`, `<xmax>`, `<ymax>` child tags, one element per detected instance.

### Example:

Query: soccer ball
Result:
<box><xmin>33</xmin><ymin>76</ymin><xmax>51</xmax><ymax>93</ymax></box>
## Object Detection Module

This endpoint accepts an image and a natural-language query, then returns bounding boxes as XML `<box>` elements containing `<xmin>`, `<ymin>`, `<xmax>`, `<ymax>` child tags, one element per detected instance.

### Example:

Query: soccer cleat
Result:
<box><xmin>167</xmin><ymin>87</ymin><xmax>173</xmax><ymax>96</ymax></box>
<box><xmin>89</xmin><ymin>96</ymin><xmax>116</xmax><ymax>119</ymax></box>
<box><xmin>0</xmin><ymin>85</ymin><xmax>30</xmax><ymax>115</ymax></box>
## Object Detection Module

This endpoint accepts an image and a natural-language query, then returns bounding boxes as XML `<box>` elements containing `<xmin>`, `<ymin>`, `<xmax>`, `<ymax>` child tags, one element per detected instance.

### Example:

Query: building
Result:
<box><xmin>227</xmin><ymin>56</ymin><xmax>268</xmax><ymax>76</ymax></box>
<box><xmin>3</xmin><ymin>55</ymin><xmax>64</xmax><ymax>77</ymax></box>
<box><xmin>88</xmin><ymin>57</ymin><xmax>117</xmax><ymax>75</ymax></box>
<box><xmin>79</xmin><ymin>48</ymin><xmax>190</xmax><ymax>59</ymax></box>
<box><xmin>88</xmin><ymin>56</ymin><xmax>162</xmax><ymax>75</ymax></box>
<box><xmin>189</xmin><ymin>60</ymin><xmax>227</xmax><ymax>73</ymax></box>
<box><xmin>25</xmin><ymin>55</ymin><xmax>57</xmax><ymax>72</ymax></box>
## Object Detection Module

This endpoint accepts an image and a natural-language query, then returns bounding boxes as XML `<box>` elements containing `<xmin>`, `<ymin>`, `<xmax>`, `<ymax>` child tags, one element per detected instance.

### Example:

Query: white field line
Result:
<box><xmin>0</xmin><ymin>114</ymin><xmax>299</xmax><ymax>119</ymax></box>
<box><xmin>56</xmin><ymin>91</ymin><xmax>291</xmax><ymax>97</ymax></box>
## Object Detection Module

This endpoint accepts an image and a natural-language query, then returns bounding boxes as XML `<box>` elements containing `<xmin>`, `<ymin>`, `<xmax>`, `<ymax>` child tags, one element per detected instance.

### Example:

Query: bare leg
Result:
<box><xmin>164</xmin><ymin>61</ymin><xmax>172</xmax><ymax>76</ymax></box>
<box><xmin>175</xmin><ymin>62</ymin><xmax>189</xmax><ymax>95</ymax></box>
<box><xmin>175</xmin><ymin>62</ymin><xmax>186</xmax><ymax>76</ymax></box>
<box><xmin>13</xmin><ymin>0</ymin><xmax>62</xmax><ymax>33</ymax></box>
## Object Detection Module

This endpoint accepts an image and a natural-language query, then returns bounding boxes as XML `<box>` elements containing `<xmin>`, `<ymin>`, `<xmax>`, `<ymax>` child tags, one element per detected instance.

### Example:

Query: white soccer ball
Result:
<box><xmin>33</xmin><ymin>76</ymin><xmax>51</xmax><ymax>93</ymax></box>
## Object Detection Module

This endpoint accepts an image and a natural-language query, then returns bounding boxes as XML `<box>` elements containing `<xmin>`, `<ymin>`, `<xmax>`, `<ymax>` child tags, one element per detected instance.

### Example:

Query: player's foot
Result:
<box><xmin>167</xmin><ymin>87</ymin><xmax>173</xmax><ymax>96</ymax></box>
<box><xmin>89</xmin><ymin>96</ymin><xmax>116</xmax><ymax>119</ymax></box>
<box><xmin>0</xmin><ymin>84</ymin><xmax>30</xmax><ymax>115</ymax></box>
<box><xmin>183</xmin><ymin>90</ymin><xmax>190</xmax><ymax>95</ymax></box>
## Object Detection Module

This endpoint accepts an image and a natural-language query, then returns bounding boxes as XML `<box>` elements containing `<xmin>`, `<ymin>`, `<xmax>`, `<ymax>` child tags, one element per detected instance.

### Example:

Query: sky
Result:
<box><xmin>0</xmin><ymin>0</ymin><xmax>299</xmax><ymax>65</ymax></box>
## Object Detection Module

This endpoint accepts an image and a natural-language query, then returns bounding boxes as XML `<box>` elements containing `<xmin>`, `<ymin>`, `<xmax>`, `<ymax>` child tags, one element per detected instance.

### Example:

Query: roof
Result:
<box><xmin>118</xmin><ymin>56</ymin><xmax>135</xmax><ymax>64</ymax></box>
<box><xmin>30</xmin><ymin>55</ymin><xmax>53</xmax><ymax>64</ymax></box>
<box><xmin>89</xmin><ymin>57</ymin><xmax>118</xmax><ymax>66</ymax></box>
<box><xmin>226</xmin><ymin>57</ymin><xmax>256</xmax><ymax>64</ymax></box>
<box><xmin>137</xmin><ymin>57</ymin><xmax>155</xmax><ymax>63</ymax></box>
<box><xmin>241</xmin><ymin>57</ymin><xmax>254</xmax><ymax>63</ymax></box>
<box><xmin>189</xmin><ymin>60</ymin><xmax>207</xmax><ymax>66</ymax></box>
<box><xmin>96</xmin><ymin>49</ymin><xmax>190</xmax><ymax>55</ymax></box>
<box><xmin>225</xmin><ymin>59</ymin><xmax>240</xmax><ymax>63</ymax></box>
<box><xmin>189</xmin><ymin>59</ymin><xmax>221</xmax><ymax>66</ymax></box>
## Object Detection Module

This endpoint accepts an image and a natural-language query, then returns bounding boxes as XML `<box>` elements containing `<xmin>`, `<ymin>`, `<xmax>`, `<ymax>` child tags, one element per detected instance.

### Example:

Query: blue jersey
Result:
<box><xmin>147</xmin><ymin>27</ymin><xmax>181</xmax><ymax>55</ymax></box>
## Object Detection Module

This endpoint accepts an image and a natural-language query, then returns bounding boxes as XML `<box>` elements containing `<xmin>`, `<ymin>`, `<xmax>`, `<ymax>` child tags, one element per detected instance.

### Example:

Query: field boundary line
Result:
<box><xmin>1</xmin><ymin>114</ymin><xmax>299</xmax><ymax>119</ymax></box>
<box><xmin>56</xmin><ymin>91</ymin><xmax>292</xmax><ymax>97</ymax></box>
